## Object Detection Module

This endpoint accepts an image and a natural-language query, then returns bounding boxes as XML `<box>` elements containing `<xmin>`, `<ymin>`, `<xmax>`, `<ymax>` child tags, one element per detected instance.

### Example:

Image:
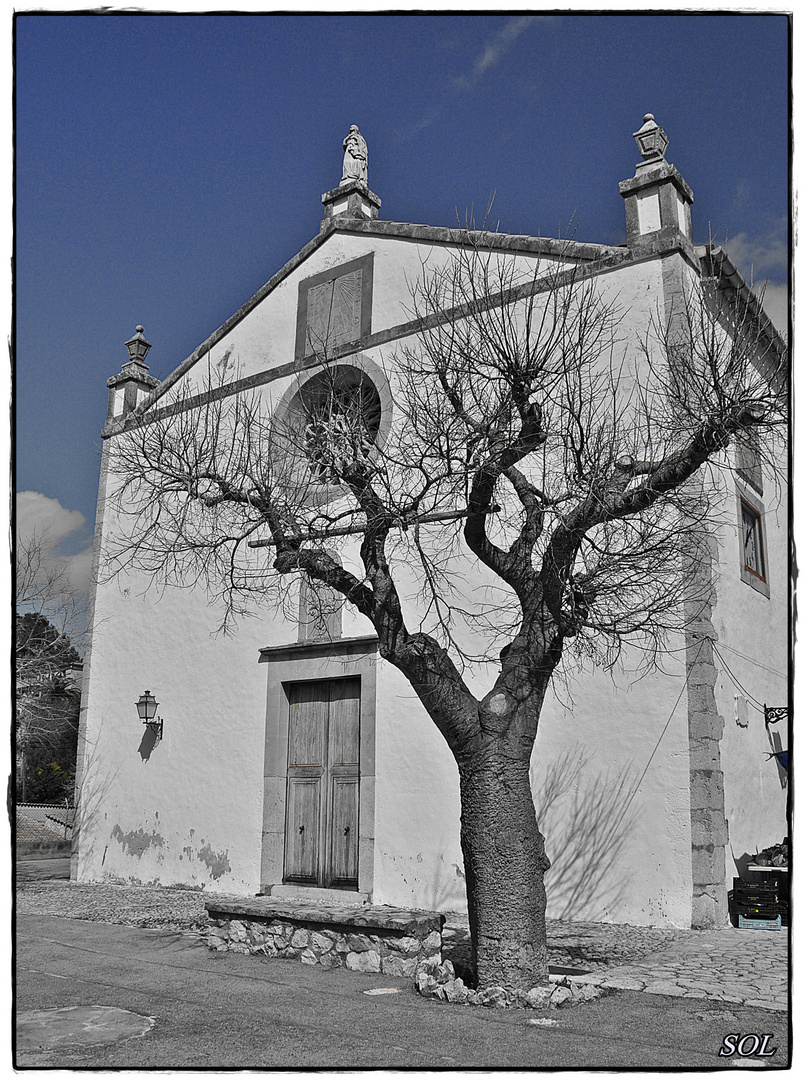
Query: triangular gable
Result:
<box><xmin>111</xmin><ymin>218</ymin><xmax>631</xmax><ymax>434</ymax></box>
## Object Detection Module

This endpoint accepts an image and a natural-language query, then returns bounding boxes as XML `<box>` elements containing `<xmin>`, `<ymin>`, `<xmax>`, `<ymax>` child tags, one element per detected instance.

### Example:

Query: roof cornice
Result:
<box><xmin>322</xmin><ymin>217</ymin><xmax>628</xmax><ymax>264</ymax></box>
<box><xmin>696</xmin><ymin>244</ymin><xmax>788</xmax><ymax>363</ymax></box>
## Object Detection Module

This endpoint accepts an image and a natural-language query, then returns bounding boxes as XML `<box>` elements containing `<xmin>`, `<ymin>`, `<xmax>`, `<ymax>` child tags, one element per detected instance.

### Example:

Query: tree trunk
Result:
<box><xmin>459</xmin><ymin>745</ymin><xmax>550</xmax><ymax>990</ymax></box>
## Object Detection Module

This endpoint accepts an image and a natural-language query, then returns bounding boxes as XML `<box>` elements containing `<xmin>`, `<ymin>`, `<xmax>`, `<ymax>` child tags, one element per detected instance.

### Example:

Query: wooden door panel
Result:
<box><xmin>328</xmin><ymin>776</ymin><xmax>359</xmax><ymax>887</ymax></box>
<box><xmin>283</xmin><ymin>776</ymin><xmax>321</xmax><ymax>883</ymax></box>
<box><xmin>283</xmin><ymin>677</ymin><xmax>361</xmax><ymax>889</ymax></box>
<box><xmin>328</xmin><ymin>677</ymin><xmax>361</xmax><ymax>766</ymax></box>
<box><xmin>287</xmin><ymin>682</ymin><xmax>327</xmax><ymax>767</ymax></box>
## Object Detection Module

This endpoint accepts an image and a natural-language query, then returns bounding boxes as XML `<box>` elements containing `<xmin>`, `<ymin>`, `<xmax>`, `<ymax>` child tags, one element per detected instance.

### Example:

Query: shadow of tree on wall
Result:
<box><xmin>533</xmin><ymin>748</ymin><xmax>641</xmax><ymax>923</ymax></box>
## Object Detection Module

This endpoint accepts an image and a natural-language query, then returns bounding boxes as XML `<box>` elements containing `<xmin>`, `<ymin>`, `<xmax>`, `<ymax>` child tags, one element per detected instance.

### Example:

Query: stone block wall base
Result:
<box><xmin>691</xmin><ymin>884</ymin><xmax>730</xmax><ymax>929</ymax></box>
<box><xmin>205</xmin><ymin>899</ymin><xmax>443</xmax><ymax>976</ymax></box>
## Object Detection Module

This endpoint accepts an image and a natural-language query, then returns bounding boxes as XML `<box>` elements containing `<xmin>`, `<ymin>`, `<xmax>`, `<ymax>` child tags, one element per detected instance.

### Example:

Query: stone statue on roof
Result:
<box><xmin>341</xmin><ymin>125</ymin><xmax>368</xmax><ymax>186</ymax></box>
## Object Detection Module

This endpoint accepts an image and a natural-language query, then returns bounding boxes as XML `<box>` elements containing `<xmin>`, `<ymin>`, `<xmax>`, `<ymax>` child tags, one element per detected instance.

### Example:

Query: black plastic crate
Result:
<box><xmin>735</xmin><ymin>905</ymin><xmax>782</xmax><ymax>919</ymax></box>
<box><xmin>733</xmin><ymin>878</ymin><xmax>779</xmax><ymax>898</ymax></box>
<box><xmin>734</xmin><ymin>894</ymin><xmax>782</xmax><ymax>909</ymax></box>
<box><xmin>746</xmin><ymin>869</ymin><xmax>790</xmax><ymax>901</ymax></box>
<box><xmin>729</xmin><ymin>890</ymin><xmax>788</xmax><ymax>927</ymax></box>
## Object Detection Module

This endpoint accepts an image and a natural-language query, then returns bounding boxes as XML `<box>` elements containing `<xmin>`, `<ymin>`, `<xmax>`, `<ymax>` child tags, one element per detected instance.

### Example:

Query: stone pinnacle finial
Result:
<box><xmin>107</xmin><ymin>324</ymin><xmax>159</xmax><ymax>424</ymax></box>
<box><xmin>619</xmin><ymin>112</ymin><xmax>694</xmax><ymax>249</ymax></box>
<box><xmin>124</xmin><ymin>325</ymin><xmax>152</xmax><ymax>365</ymax></box>
<box><xmin>633</xmin><ymin>112</ymin><xmax>669</xmax><ymax>164</ymax></box>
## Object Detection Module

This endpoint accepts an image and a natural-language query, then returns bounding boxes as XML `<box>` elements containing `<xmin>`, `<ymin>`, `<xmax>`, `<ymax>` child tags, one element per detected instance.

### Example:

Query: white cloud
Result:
<box><xmin>16</xmin><ymin>491</ymin><xmax>94</xmax><ymax>595</ymax></box>
<box><xmin>722</xmin><ymin>224</ymin><xmax>788</xmax><ymax>281</ymax></box>
<box><xmin>16</xmin><ymin>491</ymin><xmax>86</xmax><ymax>547</ymax></box>
<box><xmin>472</xmin><ymin>15</ymin><xmax>537</xmax><ymax>79</ymax></box>
<box><xmin>408</xmin><ymin>16</ymin><xmax>542</xmax><ymax>136</ymax></box>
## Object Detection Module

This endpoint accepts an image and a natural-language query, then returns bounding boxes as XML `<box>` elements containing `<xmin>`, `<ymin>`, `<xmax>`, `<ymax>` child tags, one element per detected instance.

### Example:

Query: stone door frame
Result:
<box><xmin>259</xmin><ymin>636</ymin><xmax>378</xmax><ymax>898</ymax></box>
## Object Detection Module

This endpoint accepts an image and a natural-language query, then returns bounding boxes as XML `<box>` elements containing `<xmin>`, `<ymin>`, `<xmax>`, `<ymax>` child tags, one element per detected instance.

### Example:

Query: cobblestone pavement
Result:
<box><xmin>443</xmin><ymin>913</ymin><xmax>788</xmax><ymax>1012</ymax></box>
<box><xmin>17</xmin><ymin>874</ymin><xmax>788</xmax><ymax>1011</ymax></box>
<box><xmin>570</xmin><ymin>928</ymin><xmax>789</xmax><ymax>1012</ymax></box>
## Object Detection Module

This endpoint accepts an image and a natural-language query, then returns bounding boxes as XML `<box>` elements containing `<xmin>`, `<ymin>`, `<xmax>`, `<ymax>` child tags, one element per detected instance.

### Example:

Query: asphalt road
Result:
<box><xmin>15</xmin><ymin>914</ymin><xmax>789</xmax><ymax>1070</ymax></box>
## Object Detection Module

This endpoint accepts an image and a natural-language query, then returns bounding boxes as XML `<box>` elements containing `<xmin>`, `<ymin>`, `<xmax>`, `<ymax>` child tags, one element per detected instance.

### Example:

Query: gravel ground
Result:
<box><xmin>16</xmin><ymin>879</ymin><xmax>216</xmax><ymax>933</ymax></box>
<box><xmin>16</xmin><ymin>877</ymin><xmax>680</xmax><ymax>970</ymax></box>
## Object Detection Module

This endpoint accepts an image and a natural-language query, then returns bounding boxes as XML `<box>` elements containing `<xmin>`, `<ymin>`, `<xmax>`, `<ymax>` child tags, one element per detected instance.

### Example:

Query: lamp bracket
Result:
<box><xmin>145</xmin><ymin>716</ymin><xmax>164</xmax><ymax>740</ymax></box>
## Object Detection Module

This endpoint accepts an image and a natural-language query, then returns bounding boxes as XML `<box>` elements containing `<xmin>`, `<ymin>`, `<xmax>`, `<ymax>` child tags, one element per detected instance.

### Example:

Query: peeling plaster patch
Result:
<box><xmin>197</xmin><ymin>844</ymin><xmax>231</xmax><ymax>880</ymax></box>
<box><xmin>111</xmin><ymin>825</ymin><xmax>165</xmax><ymax>859</ymax></box>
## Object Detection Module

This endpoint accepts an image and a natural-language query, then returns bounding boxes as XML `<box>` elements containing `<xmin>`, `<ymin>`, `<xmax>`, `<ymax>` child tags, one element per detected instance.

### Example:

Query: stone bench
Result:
<box><xmin>204</xmin><ymin>897</ymin><xmax>444</xmax><ymax>977</ymax></box>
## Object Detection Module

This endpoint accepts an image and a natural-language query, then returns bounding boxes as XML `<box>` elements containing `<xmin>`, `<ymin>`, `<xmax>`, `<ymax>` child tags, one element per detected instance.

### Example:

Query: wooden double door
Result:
<box><xmin>283</xmin><ymin>677</ymin><xmax>361</xmax><ymax>890</ymax></box>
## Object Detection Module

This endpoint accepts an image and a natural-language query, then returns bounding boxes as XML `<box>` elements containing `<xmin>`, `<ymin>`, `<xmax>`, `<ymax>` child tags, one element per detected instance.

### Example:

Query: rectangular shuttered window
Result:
<box><xmin>736</xmin><ymin>490</ymin><xmax>770</xmax><ymax>598</ymax></box>
<box><xmin>298</xmin><ymin>575</ymin><xmax>343</xmax><ymax>642</ymax></box>
<box><xmin>741</xmin><ymin>498</ymin><xmax>767</xmax><ymax>581</ymax></box>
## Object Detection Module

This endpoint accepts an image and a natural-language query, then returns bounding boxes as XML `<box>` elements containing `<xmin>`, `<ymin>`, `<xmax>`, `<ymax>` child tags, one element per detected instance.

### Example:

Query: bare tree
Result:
<box><xmin>105</xmin><ymin>235</ymin><xmax>787</xmax><ymax>990</ymax></box>
<box><xmin>15</xmin><ymin>533</ymin><xmax>86</xmax><ymax>800</ymax></box>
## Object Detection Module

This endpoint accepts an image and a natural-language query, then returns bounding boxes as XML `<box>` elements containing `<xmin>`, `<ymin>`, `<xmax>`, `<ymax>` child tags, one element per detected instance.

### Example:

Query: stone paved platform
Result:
<box><xmin>576</xmin><ymin>927</ymin><xmax>789</xmax><ymax>1011</ymax></box>
<box><xmin>443</xmin><ymin>915</ymin><xmax>789</xmax><ymax>1012</ymax></box>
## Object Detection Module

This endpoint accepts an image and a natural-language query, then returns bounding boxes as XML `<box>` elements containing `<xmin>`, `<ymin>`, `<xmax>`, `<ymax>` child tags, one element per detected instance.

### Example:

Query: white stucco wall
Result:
<box><xmin>370</xmin><ymin>661</ymin><xmax>465</xmax><ymax>912</ymax></box>
<box><xmin>74</xmin><ymin>563</ymin><xmax>276</xmax><ymax>892</ymax></box>
<box><xmin>531</xmin><ymin>653</ymin><xmax>693</xmax><ymax>928</ymax></box>
<box><xmin>711</xmin><ymin>439</ymin><xmax>788</xmax><ymax>873</ymax></box>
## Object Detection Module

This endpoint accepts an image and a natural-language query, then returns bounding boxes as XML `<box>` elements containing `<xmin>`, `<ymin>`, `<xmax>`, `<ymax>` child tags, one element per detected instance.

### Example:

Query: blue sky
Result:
<box><xmin>14</xmin><ymin>11</ymin><xmax>790</xmax><ymax>598</ymax></box>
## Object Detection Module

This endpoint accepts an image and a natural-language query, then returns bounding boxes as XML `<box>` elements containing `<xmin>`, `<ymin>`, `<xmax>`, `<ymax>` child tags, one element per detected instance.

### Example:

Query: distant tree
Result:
<box><xmin>105</xmin><ymin>235</ymin><xmax>787</xmax><ymax>990</ymax></box>
<box><xmin>15</xmin><ymin>533</ymin><xmax>85</xmax><ymax>802</ymax></box>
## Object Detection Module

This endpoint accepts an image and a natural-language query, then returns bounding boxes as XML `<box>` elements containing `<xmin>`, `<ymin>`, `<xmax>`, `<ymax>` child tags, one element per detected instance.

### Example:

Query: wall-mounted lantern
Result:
<box><xmin>136</xmin><ymin>690</ymin><xmax>163</xmax><ymax>740</ymax></box>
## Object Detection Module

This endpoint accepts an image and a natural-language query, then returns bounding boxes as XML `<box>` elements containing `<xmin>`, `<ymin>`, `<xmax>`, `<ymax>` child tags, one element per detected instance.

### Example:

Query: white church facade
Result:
<box><xmin>73</xmin><ymin>118</ymin><xmax>788</xmax><ymax>930</ymax></box>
